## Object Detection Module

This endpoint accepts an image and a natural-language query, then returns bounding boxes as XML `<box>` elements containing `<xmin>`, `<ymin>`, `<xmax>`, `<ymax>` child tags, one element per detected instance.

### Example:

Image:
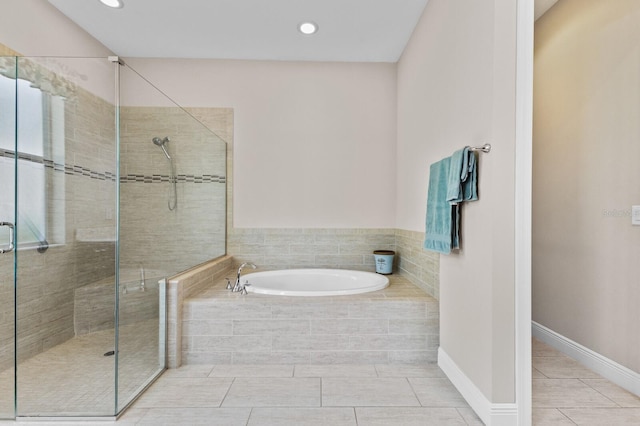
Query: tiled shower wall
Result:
<box><xmin>0</xmin><ymin>59</ymin><xmax>117</xmax><ymax>370</ymax></box>
<box><xmin>227</xmin><ymin>228</ymin><xmax>439</xmax><ymax>300</ymax></box>
<box><xmin>119</xmin><ymin>107</ymin><xmax>229</xmax><ymax>275</ymax></box>
<box><xmin>0</xmin><ymin>52</ymin><xmax>232</xmax><ymax>370</ymax></box>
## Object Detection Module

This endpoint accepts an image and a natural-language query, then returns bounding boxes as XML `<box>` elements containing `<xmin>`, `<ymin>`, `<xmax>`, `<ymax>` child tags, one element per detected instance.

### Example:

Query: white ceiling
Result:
<box><xmin>49</xmin><ymin>0</ymin><xmax>560</xmax><ymax>63</ymax></box>
<box><xmin>48</xmin><ymin>0</ymin><xmax>430</xmax><ymax>62</ymax></box>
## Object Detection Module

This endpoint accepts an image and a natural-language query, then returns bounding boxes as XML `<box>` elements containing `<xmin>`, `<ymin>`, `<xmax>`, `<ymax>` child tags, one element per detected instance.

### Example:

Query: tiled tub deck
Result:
<box><xmin>181</xmin><ymin>273</ymin><xmax>439</xmax><ymax>365</ymax></box>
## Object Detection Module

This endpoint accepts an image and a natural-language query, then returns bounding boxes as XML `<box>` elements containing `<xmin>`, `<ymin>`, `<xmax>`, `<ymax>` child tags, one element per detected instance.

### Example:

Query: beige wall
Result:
<box><xmin>0</xmin><ymin>1</ymin><xmax>115</xmax><ymax>105</ymax></box>
<box><xmin>123</xmin><ymin>58</ymin><xmax>398</xmax><ymax>229</ymax></box>
<box><xmin>397</xmin><ymin>0</ymin><xmax>517</xmax><ymax>402</ymax></box>
<box><xmin>0</xmin><ymin>0</ymin><xmax>111</xmax><ymax>58</ymax></box>
<box><xmin>533</xmin><ymin>0</ymin><xmax>640</xmax><ymax>372</ymax></box>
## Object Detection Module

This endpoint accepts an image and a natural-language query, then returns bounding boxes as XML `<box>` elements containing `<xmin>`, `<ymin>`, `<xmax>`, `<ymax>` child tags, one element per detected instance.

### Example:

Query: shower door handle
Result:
<box><xmin>0</xmin><ymin>222</ymin><xmax>15</xmax><ymax>254</ymax></box>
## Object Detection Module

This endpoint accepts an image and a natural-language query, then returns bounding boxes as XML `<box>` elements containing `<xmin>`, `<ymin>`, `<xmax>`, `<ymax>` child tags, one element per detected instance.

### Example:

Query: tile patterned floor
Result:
<box><xmin>532</xmin><ymin>338</ymin><xmax>640</xmax><ymax>425</ymax></box>
<box><xmin>126</xmin><ymin>363</ymin><xmax>483</xmax><ymax>425</ymax></box>
<box><xmin>1</xmin><ymin>338</ymin><xmax>638</xmax><ymax>424</ymax></box>
<box><xmin>0</xmin><ymin>363</ymin><xmax>483</xmax><ymax>425</ymax></box>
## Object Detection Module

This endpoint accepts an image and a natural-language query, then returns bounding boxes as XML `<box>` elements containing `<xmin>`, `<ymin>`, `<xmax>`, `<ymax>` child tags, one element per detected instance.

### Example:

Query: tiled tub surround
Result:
<box><xmin>227</xmin><ymin>228</ymin><xmax>440</xmax><ymax>299</ymax></box>
<box><xmin>394</xmin><ymin>229</ymin><xmax>440</xmax><ymax>300</ymax></box>
<box><xmin>166</xmin><ymin>255</ymin><xmax>234</xmax><ymax>368</ymax></box>
<box><xmin>227</xmin><ymin>228</ymin><xmax>396</xmax><ymax>273</ymax></box>
<box><xmin>181</xmin><ymin>273</ymin><xmax>439</xmax><ymax>365</ymax></box>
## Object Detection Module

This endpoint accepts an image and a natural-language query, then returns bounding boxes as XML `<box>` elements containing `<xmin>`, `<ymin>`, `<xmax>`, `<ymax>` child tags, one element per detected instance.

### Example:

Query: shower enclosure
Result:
<box><xmin>0</xmin><ymin>56</ymin><xmax>226</xmax><ymax>419</ymax></box>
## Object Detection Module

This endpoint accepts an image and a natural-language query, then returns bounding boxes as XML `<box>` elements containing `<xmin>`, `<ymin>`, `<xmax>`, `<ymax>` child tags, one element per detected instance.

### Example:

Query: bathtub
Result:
<box><xmin>243</xmin><ymin>269</ymin><xmax>389</xmax><ymax>296</ymax></box>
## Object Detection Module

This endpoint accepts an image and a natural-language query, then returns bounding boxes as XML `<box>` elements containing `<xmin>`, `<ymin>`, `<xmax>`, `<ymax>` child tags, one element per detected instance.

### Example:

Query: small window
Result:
<box><xmin>0</xmin><ymin>74</ymin><xmax>58</xmax><ymax>249</ymax></box>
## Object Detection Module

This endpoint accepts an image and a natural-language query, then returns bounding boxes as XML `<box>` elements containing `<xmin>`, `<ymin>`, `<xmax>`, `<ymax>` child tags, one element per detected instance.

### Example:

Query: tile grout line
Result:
<box><xmin>578</xmin><ymin>378</ymin><xmax>623</xmax><ymax>408</ymax></box>
<box><xmin>207</xmin><ymin>365</ymin><xmax>217</xmax><ymax>377</ymax></box>
<box><xmin>218</xmin><ymin>377</ymin><xmax>236</xmax><ymax>408</ymax></box>
<box><xmin>556</xmin><ymin>408</ymin><xmax>580</xmax><ymax>425</ymax></box>
<box><xmin>404</xmin><ymin>376</ymin><xmax>422</xmax><ymax>407</ymax></box>
<box><xmin>454</xmin><ymin>407</ymin><xmax>470</xmax><ymax>425</ymax></box>
<box><xmin>532</xmin><ymin>366</ymin><xmax>550</xmax><ymax>379</ymax></box>
<box><xmin>244</xmin><ymin>407</ymin><xmax>253</xmax><ymax>426</ymax></box>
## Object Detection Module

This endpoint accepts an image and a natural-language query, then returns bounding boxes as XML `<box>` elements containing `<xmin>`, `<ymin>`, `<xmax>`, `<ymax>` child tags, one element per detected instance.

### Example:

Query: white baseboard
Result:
<box><xmin>532</xmin><ymin>321</ymin><xmax>640</xmax><ymax>396</ymax></box>
<box><xmin>438</xmin><ymin>347</ymin><xmax>518</xmax><ymax>426</ymax></box>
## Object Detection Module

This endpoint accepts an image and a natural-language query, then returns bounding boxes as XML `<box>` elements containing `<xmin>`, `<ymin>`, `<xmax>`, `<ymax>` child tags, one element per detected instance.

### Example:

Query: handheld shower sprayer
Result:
<box><xmin>152</xmin><ymin>136</ymin><xmax>171</xmax><ymax>159</ymax></box>
<box><xmin>152</xmin><ymin>136</ymin><xmax>177</xmax><ymax>210</ymax></box>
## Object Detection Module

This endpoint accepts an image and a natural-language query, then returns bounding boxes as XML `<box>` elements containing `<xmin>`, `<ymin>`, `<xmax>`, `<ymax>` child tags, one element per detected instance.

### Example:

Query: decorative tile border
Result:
<box><xmin>1</xmin><ymin>147</ymin><xmax>116</xmax><ymax>181</ymax></box>
<box><xmin>120</xmin><ymin>174</ymin><xmax>226</xmax><ymax>184</ymax></box>
<box><xmin>1</xmin><ymin>148</ymin><xmax>225</xmax><ymax>184</ymax></box>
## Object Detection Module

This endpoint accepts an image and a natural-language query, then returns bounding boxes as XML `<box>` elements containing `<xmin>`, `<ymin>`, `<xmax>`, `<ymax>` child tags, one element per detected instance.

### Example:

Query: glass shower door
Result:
<box><xmin>0</xmin><ymin>55</ymin><xmax>178</xmax><ymax>419</ymax></box>
<box><xmin>0</xmin><ymin>56</ymin><xmax>17</xmax><ymax>420</ymax></box>
<box><xmin>14</xmin><ymin>56</ymin><xmax>117</xmax><ymax>417</ymax></box>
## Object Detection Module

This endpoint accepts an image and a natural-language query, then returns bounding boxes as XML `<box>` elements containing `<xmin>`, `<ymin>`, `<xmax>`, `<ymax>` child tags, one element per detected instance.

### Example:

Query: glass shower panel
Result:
<box><xmin>115</xmin><ymin>64</ymin><xmax>175</xmax><ymax>411</ymax></box>
<box><xmin>118</xmin><ymin>65</ymin><xmax>227</xmax><ymax>276</ymax></box>
<box><xmin>14</xmin><ymin>57</ymin><xmax>117</xmax><ymax>417</ymax></box>
<box><xmin>116</xmin><ymin>63</ymin><xmax>227</xmax><ymax>411</ymax></box>
<box><xmin>0</xmin><ymin>56</ymin><xmax>16</xmax><ymax>420</ymax></box>
<box><xmin>0</xmin><ymin>55</ymin><xmax>227</xmax><ymax>419</ymax></box>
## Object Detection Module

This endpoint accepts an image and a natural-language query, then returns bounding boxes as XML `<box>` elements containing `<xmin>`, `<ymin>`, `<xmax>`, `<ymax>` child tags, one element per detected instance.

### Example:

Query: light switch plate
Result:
<box><xmin>632</xmin><ymin>206</ymin><xmax>640</xmax><ymax>225</ymax></box>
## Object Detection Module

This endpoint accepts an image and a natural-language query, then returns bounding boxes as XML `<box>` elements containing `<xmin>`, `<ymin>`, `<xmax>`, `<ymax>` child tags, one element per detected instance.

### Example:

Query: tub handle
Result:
<box><xmin>240</xmin><ymin>283</ymin><xmax>251</xmax><ymax>295</ymax></box>
<box><xmin>225</xmin><ymin>278</ymin><xmax>233</xmax><ymax>290</ymax></box>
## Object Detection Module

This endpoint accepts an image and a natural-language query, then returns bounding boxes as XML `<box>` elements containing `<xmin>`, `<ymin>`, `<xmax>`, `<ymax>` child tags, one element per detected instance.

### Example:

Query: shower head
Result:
<box><xmin>152</xmin><ymin>136</ymin><xmax>167</xmax><ymax>146</ymax></box>
<box><xmin>152</xmin><ymin>136</ymin><xmax>171</xmax><ymax>159</ymax></box>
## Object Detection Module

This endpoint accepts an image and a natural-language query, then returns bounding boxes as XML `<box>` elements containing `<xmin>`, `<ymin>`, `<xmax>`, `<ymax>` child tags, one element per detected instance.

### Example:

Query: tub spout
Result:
<box><xmin>233</xmin><ymin>262</ymin><xmax>257</xmax><ymax>292</ymax></box>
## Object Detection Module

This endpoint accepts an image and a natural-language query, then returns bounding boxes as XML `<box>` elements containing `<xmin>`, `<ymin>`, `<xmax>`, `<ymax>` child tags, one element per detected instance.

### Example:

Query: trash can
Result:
<box><xmin>373</xmin><ymin>250</ymin><xmax>395</xmax><ymax>275</ymax></box>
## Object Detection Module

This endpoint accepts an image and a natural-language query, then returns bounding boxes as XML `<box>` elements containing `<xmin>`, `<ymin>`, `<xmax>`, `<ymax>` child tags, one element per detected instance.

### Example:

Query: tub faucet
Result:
<box><xmin>233</xmin><ymin>262</ymin><xmax>257</xmax><ymax>292</ymax></box>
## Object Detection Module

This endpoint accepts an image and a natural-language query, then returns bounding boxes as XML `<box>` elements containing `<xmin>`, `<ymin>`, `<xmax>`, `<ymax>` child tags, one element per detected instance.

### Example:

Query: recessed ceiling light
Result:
<box><xmin>99</xmin><ymin>0</ymin><xmax>124</xmax><ymax>8</ymax></box>
<box><xmin>298</xmin><ymin>22</ymin><xmax>318</xmax><ymax>36</ymax></box>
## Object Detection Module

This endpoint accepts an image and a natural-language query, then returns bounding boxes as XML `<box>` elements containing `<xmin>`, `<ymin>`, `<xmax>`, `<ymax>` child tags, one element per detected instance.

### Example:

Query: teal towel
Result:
<box><xmin>424</xmin><ymin>147</ymin><xmax>479</xmax><ymax>255</ymax></box>
<box><xmin>424</xmin><ymin>157</ymin><xmax>455</xmax><ymax>254</ymax></box>
<box><xmin>447</xmin><ymin>147</ymin><xmax>478</xmax><ymax>204</ymax></box>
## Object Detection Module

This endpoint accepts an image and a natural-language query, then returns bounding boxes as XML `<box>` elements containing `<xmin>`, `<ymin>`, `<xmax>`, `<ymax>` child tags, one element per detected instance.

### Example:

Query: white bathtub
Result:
<box><xmin>243</xmin><ymin>269</ymin><xmax>389</xmax><ymax>296</ymax></box>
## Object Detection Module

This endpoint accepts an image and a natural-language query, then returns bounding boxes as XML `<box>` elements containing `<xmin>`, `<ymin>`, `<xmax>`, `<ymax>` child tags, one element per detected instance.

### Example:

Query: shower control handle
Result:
<box><xmin>0</xmin><ymin>222</ymin><xmax>15</xmax><ymax>254</ymax></box>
